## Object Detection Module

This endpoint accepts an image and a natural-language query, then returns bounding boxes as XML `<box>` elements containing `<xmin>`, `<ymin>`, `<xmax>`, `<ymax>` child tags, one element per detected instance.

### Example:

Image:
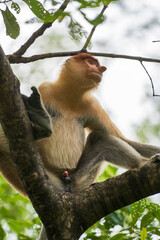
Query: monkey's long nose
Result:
<box><xmin>99</xmin><ymin>66</ymin><xmax>107</xmax><ymax>73</ymax></box>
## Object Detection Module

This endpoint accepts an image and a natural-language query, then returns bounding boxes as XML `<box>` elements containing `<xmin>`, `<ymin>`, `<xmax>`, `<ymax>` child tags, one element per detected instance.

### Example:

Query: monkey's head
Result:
<box><xmin>58</xmin><ymin>53</ymin><xmax>107</xmax><ymax>91</ymax></box>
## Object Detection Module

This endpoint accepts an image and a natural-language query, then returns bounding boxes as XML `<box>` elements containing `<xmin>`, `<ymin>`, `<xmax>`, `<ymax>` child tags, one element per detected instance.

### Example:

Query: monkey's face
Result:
<box><xmin>59</xmin><ymin>54</ymin><xmax>106</xmax><ymax>91</ymax></box>
<box><xmin>84</xmin><ymin>58</ymin><xmax>106</xmax><ymax>84</ymax></box>
<box><xmin>70</xmin><ymin>54</ymin><xmax>106</xmax><ymax>90</ymax></box>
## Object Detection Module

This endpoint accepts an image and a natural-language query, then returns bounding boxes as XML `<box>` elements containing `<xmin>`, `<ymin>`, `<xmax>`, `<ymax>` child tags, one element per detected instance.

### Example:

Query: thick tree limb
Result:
<box><xmin>0</xmin><ymin>45</ymin><xmax>61</xmax><ymax>239</ymax></box>
<box><xmin>76</xmin><ymin>159</ymin><xmax>160</xmax><ymax>232</ymax></box>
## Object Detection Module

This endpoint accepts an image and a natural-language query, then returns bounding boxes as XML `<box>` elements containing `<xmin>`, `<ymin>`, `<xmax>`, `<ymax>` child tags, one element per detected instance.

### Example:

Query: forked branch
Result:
<box><xmin>82</xmin><ymin>5</ymin><xmax>108</xmax><ymax>50</ymax></box>
<box><xmin>13</xmin><ymin>0</ymin><xmax>70</xmax><ymax>56</ymax></box>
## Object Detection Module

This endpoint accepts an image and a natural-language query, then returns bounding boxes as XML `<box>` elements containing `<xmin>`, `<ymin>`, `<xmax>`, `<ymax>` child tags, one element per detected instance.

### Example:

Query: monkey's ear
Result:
<box><xmin>22</xmin><ymin>87</ymin><xmax>52</xmax><ymax>140</ymax></box>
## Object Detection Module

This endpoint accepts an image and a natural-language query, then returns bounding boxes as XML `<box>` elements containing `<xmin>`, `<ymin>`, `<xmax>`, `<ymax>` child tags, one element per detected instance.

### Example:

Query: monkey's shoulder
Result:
<box><xmin>79</xmin><ymin>97</ymin><xmax>107</xmax><ymax>130</ymax></box>
<box><xmin>44</xmin><ymin>103</ymin><xmax>62</xmax><ymax>119</ymax></box>
<box><xmin>38</xmin><ymin>82</ymin><xmax>54</xmax><ymax>101</ymax></box>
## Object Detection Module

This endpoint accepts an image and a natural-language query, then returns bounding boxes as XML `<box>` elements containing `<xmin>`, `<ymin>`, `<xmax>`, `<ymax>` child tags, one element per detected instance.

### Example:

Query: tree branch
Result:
<box><xmin>13</xmin><ymin>0</ymin><xmax>70</xmax><ymax>56</ymax></box>
<box><xmin>0</xmin><ymin>0</ymin><xmax>11</xmax><ymax>3</ymax></box>
<box><xmin>81</xmin><ymin>5</ymin><xmax>108</xmax><ymax>50</ymax></box>
<box><xmin>140</xmin><ymin>61</ymin><xmax>160</xmax><ymax>97</ymax></box>
<box><xmin>152</xmin><ymin>40</ymin><xmax>160</xmax><ymax>43</ymax></box>
<box><xmin>7</xmin><ymin>50</ymin><xmax>160</xmax><ymax>64</ymax></box>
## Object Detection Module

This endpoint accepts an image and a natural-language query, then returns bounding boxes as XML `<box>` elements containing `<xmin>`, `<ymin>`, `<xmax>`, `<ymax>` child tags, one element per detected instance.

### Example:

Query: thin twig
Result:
<box><xmin>0</xmin><ymin>0</ymin><xmax>11</xmax><ymax>3</ymax></box>
<box><xmin>13</xmin><ymin>0</ymin><xmax>70</xmax><ymax>56</ymax></box>
<box><xmin>82</xmin><ymin>26</ymin><xmax>96</xmax><ymax>51</ymax></box>
<box><xmin>140</xmin><ymin>61</ymin><xmax>160</xmax><ymax>97</ymax></box>
<box><xmin>152</xmin><ymin>40</ymin><xmax>160</xmax><ymax>43</ymax></box>
<box><xmin>82</xmin><ymin>5</ymin><xmax>108</xmax><ymax>50</ymax></box>
<box><xmin>7</xmin><ymin>51</ymin><xmax>160</xmax><ymax>64</ymax></box>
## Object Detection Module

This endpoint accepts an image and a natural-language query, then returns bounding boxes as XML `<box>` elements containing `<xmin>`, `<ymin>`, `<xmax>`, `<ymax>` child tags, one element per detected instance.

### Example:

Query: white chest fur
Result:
<box><xmin>38</xmin><ymin>112</ymin><xmax>85</xmax><ymax>171</ymax></box>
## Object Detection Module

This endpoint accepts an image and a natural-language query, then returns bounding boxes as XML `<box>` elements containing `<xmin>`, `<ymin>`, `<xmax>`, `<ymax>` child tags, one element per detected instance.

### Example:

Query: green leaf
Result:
<box><xmin>22</xmin><ymin>0</ymin><xmax>54</xmax><ymax>22</ymax></box>
<box><xmin>110</xmin><ymin>233</ymin><xmax>133</xmax><ymax>240</ymax></box>
<box><xmin>77</xmin><ymin>0</ymin><xmax>116</xmax><ymax>9</ymax></box>
<box><xmin>140</xmin><ymin>228</ymin><xmax>147</xmax><ymax>240</ymax></box>
<box><xmin>1</xmin><ymin>7</ymin><xmax>20</xmax><ymax>39</ymax></box>
<box><xmin>68</xmin><ymin>18</ymin><xmax>87</xmax><ymax>41</ymax></box>
<box><xmin>97</xmin><ymin>165</ymin><xmax>118</xmax><ymax>182</ymax></box>
<box><xmin>0</xmin><ymin>224</ymin><xmax>6</xmax><ymax>240</ymax></box>
<box><xmin>103</xmin><ymin>211</ymin><xmax>125</xmax><ymax>230</ymax></box>
<box><xmin>50</xmin><ymin>0</ymin><xmax>60</xmax><ymax>6</ymax></box>
<box><xmin>11</xmin><ymin>2</ymin><xmax>21</xmax><ymax>14</ymax></box>
<box><xmin>77</xmin><ymin>0</ymin><xmax>101</xmax><ymax>9</ymax></box>
<box><xmin>147</xmin><ymin>227</ymin><xmax>160</xmax><ymax>236</ymax></box>
<box><xmin>140</xmin><ymin>212</ymin><xmax>154</xmax><ymax>229</ymax></box>
<box><xmin>102</xmin><ymin>0</ymin><xmax>117</xmax><ymax>5</ymax></box>
<box><xmin>80</xmin><ymin>10</ymin><xmax>105</xmax><ymax>26</ymax></box>
<box><xmin>131</xmin><ymin>199</ymin><xmax>147</xmax><ymax>225</ymax></box>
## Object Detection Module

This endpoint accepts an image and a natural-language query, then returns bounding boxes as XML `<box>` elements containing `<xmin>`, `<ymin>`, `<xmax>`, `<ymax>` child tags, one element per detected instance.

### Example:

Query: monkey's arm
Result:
<box><xmin>125</xmin><ymin>139</ymin><xmax>160</xmax><ymax>158</ymax></box>
<box><xmin>86</xmin><ymin>98</ymin><xmax>160</xmax><ymax>158</ymax></box>
<box><xmin>22</xmin><ymin>87</ymin><xmax>52</xmax><ymax>140</ymax></box>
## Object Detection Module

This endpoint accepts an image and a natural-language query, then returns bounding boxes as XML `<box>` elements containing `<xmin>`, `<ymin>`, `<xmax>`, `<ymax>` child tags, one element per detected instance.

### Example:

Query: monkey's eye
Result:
<box><xmin>87</xmin><ymin>59</ymin><xmax>95</xmax><ymax>65</ymax></box>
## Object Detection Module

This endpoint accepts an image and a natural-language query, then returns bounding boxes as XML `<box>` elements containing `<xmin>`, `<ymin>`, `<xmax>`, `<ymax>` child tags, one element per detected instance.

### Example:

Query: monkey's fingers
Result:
<box><xmin>28</xmin><ymin>87</ymin><xmax>42</xmax><ymax>109</ymax></box>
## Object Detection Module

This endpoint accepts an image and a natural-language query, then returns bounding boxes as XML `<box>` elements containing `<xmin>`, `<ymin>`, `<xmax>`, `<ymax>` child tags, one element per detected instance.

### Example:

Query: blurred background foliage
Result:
<box><xmin>0</xmin><ymin>175</ymin><xmax>40</xmax><ymax>239</ymax></box>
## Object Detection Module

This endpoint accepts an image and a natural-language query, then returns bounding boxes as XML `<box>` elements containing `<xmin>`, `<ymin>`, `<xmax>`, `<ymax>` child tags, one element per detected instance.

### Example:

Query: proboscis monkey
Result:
<box><xmin>1</xmin><ymin>53</ymin><xmax>160</xmax><ymax>240</ymax></box>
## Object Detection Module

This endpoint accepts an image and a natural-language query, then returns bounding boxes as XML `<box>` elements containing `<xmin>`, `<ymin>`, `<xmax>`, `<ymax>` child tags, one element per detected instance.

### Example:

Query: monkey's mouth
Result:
<box><xmin>89</xmin><ymin>71</ymin><xmax>102</xmax><ymax>82</ymax></box>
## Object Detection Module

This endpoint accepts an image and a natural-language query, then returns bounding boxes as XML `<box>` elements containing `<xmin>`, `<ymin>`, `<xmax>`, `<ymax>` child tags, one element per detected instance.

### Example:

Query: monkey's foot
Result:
<box><xmin>22</xmin><ymin>87</ymin><xmax>52</xmax><ymax>140</ymax></box>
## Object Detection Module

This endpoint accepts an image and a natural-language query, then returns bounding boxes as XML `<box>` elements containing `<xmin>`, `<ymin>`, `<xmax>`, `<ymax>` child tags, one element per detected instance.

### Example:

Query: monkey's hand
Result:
<box><xmin>22</xmin><ymin>87</ymin><xmax>52</xmax><ymax>140</ymax></box>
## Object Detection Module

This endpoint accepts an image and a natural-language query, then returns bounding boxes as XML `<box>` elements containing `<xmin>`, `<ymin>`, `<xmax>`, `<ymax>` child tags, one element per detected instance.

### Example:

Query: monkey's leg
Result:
<box><xmin>22</xmin><ymin>87</ymin><xmax>52</xmax><ymax>140</ymax></box>
<box><xmin>0</xmin><ymin>133</ymin><xmax>27</xmax><ymax>196</ymax></box>
<box><xmin>71</xmin><ymin>130</ymin><xmax>149</xmax><ymax>192</ymax></box>
<box><xmin>125</xmin><ymin>139</ymin><xmax>160</xmax><ymax>158</ymax></box>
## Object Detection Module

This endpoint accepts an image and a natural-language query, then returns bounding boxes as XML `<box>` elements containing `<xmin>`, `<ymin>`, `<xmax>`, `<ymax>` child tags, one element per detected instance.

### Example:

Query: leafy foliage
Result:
<box><xmin>11</xmin><ymin>2</ymin><xmax>20</xmax><ymax>14</ymax></box>
<box><xmin>0</xmin><ymin>175</ymin><xmax>40</xmax><ymax>240</ymax></box>
<box><xmin>22</xmin><ymin>0</ymin><xmax>54</xmax><ymax>22</ymax></box>
<box><xmin>0</xmin><ymin>0</ymin><xmax>115</xmax><ymax>39</ymax></box>
<box><xmin>84</xmin><ymin>166</ymin><xmax>160</xmax><ymax>240</ymax></box>
<box><xmin>68</xmin><ymin>18</ymin><xmax>87</xmax><ymax>41</ymax></box>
